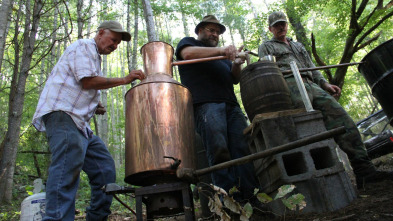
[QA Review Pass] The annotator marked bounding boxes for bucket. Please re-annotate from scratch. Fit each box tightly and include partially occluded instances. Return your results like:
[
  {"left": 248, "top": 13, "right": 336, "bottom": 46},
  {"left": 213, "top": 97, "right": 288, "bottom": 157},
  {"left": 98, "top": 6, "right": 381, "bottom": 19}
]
[
  {"left": 240, "top": 61, "right": 293, "bottom": 121},
  {"left": 20, "top": 192, "right": 46, "bottom": 221},
  {"left": 358, "top": 38, "right": 393, "bottom": 126}
]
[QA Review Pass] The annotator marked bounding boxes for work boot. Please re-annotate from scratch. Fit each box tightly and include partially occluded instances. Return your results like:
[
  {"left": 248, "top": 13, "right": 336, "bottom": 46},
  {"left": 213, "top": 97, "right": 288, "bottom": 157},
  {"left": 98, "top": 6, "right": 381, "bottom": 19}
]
[{"left": 355, "top": 167, "right": 393, "bottom": 188}]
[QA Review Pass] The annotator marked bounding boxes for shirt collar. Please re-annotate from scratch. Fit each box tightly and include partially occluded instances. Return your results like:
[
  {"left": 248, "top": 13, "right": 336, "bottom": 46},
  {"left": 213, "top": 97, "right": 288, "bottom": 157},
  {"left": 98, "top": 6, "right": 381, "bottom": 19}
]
[{"left": 271, "top": 36, "right": 293, "bottom": 43}]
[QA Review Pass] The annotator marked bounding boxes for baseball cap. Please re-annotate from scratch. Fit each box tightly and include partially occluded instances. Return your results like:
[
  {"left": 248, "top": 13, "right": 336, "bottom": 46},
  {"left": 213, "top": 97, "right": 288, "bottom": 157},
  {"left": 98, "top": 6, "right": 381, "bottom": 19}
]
[
  {"left": 97, "top": 21, "right": 131, "bottom": 41},
  {"left": 268, "top": 12, "right": 288, "bottom": 27}
]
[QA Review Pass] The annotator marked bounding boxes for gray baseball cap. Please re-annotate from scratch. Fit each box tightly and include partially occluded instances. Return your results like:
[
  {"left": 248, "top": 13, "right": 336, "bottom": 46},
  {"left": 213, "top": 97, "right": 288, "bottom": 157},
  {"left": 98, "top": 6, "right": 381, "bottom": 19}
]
[
  {"left": 268, "top": 11, "right": 288, "bottom": 27},
  {"left": 97, "top": 21, "right": 131, "bottom": 41}
]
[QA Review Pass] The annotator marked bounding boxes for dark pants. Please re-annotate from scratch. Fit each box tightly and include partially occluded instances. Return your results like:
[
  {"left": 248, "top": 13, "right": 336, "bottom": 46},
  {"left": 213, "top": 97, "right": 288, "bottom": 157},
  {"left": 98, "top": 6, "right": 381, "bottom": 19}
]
[{"left": 194, "top": 103, "right": 260, "bottom": 200}]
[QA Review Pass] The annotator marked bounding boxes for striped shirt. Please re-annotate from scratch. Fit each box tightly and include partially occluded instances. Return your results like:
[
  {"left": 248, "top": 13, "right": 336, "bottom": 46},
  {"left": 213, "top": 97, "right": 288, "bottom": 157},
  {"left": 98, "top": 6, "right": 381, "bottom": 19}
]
[{"left": 32, "top": 39, "right": 102, "bottom": 138}]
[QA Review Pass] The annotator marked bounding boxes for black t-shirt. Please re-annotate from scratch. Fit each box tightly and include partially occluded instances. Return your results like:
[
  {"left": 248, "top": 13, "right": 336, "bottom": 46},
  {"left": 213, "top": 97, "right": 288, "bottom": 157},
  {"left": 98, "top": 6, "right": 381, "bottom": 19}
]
[{"left": 175, "top": 37, "right": 239, "bottom": 106}]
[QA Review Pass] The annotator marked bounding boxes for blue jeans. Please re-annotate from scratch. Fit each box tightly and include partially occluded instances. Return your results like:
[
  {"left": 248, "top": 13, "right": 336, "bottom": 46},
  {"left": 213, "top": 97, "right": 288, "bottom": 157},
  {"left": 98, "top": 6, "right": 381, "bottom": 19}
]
[
  {"left": 42, "top": 111, "right": 116, "bottom": 221},
  {"left": 194, "top": 103, "right": 260, "bottom": 200}
]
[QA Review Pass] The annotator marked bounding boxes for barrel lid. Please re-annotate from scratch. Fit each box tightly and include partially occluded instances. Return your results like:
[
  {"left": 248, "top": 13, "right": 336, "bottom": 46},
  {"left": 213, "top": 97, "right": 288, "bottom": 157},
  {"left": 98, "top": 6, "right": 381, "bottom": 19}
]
[
  {"left": 358, "top": 38, "right": 393, "bottom": 89},
  {"left": 360, "top": 38, "right": 393, "bottom": 63}
]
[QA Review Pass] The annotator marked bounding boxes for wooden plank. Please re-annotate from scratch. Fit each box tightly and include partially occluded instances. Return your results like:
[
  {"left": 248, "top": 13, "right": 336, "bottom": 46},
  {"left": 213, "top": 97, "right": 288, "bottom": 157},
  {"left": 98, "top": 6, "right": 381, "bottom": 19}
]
[{"left": 244, "top": 108, "right": 306, "bottom": 135}]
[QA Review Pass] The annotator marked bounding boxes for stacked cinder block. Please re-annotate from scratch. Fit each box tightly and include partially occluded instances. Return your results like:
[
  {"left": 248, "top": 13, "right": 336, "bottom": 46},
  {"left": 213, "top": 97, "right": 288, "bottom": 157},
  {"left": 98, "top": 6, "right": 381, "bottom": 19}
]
[{"left": 245, "top": 109, "right": 357, "bottom": 214}]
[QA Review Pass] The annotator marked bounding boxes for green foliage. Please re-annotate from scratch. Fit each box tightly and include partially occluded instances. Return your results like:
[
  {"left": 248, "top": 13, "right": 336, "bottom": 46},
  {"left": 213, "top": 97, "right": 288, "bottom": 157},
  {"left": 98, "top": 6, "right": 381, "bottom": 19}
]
[
  {"left": 256, "top": 192, "right": 272, "bottom": 204},
  {"left": 273, "top": 184, "right": 306, "bottom": 211},
  {"left": 282, "top": 193, "right": 306, "bottom": 211}
]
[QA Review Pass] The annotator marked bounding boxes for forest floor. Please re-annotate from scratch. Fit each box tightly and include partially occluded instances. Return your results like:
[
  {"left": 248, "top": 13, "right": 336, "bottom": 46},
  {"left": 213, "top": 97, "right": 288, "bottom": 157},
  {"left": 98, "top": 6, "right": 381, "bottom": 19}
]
[
  {"left": 105, "top": 154, "right": 393, "bottom": 221},
  {"left": 2, "top": 154, "right": 392, "bottom": 221}
]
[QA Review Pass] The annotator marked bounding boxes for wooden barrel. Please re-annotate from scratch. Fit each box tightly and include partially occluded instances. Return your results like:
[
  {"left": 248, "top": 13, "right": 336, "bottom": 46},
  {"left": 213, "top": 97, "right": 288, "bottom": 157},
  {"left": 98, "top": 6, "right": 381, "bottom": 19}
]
[{"left": 240, "top": 61, "right": 293, "bottom": 121}]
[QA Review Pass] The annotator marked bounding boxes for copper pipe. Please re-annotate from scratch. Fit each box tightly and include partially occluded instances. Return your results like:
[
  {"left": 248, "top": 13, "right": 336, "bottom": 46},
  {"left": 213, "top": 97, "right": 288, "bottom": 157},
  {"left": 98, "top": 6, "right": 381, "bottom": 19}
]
[
  {"left": 281, "top": 62, "right": 363, "bottom": 74},
  {"left": 172, "top": 55, "right": 227, "bottom": 66}
]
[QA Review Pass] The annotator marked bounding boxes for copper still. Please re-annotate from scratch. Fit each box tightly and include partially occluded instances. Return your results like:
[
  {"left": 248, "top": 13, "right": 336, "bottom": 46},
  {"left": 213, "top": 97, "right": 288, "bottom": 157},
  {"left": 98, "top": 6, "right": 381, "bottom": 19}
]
[{"left": 124, "top": 41, "right": 196, "bottom": 186}]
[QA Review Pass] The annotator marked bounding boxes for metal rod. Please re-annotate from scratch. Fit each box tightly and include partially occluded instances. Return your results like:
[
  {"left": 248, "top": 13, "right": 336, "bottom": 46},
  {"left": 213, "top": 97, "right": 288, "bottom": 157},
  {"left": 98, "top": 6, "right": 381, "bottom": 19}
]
[
  {"left": 244, "top": 49, "right": 259, "bottom": 57},
  {"left": 290, "top": 61, "right": 314, "bottom": 112},
  {"left": 194, "top": 126, "right": 345, "bottom": 176},
  {"left": 281, "top": 62, "right": 362, "bottom": 74},
  {"left": 113, "top": 194, "right": 137, "bottom": 216},
  {"left": 172, "top": 56, "right": 227, "bottom": 66}
]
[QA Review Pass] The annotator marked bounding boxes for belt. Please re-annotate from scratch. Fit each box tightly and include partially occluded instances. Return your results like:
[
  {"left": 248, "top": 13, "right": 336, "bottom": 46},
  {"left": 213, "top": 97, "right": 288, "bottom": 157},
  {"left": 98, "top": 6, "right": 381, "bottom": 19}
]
[
  {"left": 301, "top": 76, "right": 313, "bottom": 83},
  {"left": 284, "top": 74, "right": 313, "bottom": 83}
]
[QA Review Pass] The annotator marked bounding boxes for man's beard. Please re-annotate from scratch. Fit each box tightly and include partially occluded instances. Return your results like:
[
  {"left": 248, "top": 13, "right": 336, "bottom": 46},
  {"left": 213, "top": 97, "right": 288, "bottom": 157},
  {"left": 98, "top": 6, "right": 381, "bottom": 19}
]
[{"left": 200, "top": 36, "right": 218, "bottom": 47}]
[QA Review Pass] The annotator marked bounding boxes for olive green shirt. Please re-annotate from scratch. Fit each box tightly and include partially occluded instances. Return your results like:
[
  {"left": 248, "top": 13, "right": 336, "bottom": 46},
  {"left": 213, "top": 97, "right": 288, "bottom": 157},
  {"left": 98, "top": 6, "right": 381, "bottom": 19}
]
[{"left": 258, "top": 37, "right": 328, "bottom": 87}]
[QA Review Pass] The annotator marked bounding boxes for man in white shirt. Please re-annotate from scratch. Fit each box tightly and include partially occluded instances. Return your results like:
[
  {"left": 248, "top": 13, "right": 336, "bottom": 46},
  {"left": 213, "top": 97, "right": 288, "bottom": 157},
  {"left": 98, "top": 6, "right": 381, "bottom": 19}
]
[{"left": 32, "top": 20, "right": 145, "bottom": 221}]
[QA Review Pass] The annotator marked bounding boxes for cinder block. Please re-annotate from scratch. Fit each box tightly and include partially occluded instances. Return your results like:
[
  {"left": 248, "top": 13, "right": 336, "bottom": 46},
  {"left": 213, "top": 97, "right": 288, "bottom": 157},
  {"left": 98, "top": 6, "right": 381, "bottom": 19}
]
[
  {"left": 256, "top": 140, "right": 344, "bottom": 193},
  {"left": 246, "top": 110, "right": 357, "bottom": 213},
  {"left": 268, "top": 171, "right": 357, "bottom": 214}
]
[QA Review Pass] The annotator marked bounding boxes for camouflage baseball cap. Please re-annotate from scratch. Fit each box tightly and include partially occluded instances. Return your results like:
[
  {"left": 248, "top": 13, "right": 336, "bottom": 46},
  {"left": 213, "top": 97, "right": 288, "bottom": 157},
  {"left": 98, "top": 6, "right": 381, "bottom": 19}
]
[
  {"left": 97, "top": 21, "right": 131, "bottom": 41},
  {"left": 268, "top": 11, "right": 288, "bottom": 27}
]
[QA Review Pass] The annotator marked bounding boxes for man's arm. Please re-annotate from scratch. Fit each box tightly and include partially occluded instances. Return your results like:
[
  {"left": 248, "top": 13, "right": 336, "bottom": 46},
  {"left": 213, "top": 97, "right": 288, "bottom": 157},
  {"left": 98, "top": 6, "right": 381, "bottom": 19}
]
[
  {"left": 180, "top": 45, "right": 244, "bottom": 83},
  {"left": 180, "top": 45, "right": 238, "bottom": 61},
  {"left": 258, "top": 43, "right": 270, "bottom": 58},
  {"left": 81, "top": 69, "right": 145, "bottom": 90},
  {"left": 321, "top": 82, "right": 342, "bottom": 99}
]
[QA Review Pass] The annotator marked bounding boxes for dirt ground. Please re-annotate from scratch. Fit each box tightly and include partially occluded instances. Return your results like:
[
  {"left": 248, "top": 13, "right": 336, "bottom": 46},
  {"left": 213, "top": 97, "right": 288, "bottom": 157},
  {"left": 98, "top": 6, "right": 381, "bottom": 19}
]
[
  {"left": 107, "top": 154, "right": 393, "bottom": 221},
  {"left": 279, "top": 180, "right": 393, "bottom": 221}
]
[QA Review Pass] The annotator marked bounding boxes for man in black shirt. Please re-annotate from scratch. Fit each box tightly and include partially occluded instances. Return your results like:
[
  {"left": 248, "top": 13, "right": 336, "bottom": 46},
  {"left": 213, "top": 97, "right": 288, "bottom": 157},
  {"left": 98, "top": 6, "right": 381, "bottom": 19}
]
[{"left": 175, "top": 15, "right": 262, "bottom": 206}]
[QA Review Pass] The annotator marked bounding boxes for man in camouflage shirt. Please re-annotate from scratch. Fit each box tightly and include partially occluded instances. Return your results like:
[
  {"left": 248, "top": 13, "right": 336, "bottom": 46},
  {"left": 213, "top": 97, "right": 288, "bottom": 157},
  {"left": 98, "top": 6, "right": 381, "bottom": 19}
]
[{"left": 258, "top": 11, "right": 393, "bottom": 188}]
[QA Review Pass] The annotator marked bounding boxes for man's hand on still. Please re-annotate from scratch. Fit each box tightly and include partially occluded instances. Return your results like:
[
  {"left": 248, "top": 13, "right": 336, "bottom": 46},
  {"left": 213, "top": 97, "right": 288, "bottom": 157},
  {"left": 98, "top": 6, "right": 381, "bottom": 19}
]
[
  {"left": 95, "top": 102, "right": 106, "bottom": 115},
  {"left": 124, "top": 69, "right": 146, "bottom": 84},
  {"left": 221, "top": 45, "right": 239, "bottom": 61},
  {"left": 322, "top": 82, "right": 342, "bottom": 99},
  {"left": 234, "top": 46, "right": 248, "bottom": 65},
  {"left": 222, "top": 45, "right": 247, "bottom": 65}
]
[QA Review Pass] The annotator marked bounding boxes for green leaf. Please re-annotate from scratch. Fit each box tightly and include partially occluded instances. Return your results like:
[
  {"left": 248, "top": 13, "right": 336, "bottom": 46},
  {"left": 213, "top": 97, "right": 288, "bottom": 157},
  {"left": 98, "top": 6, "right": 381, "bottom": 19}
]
[
  {"left": 282, "top": 193, "right": 306, "bottom": 211},
  {"left": 223, "top": 195, "right": 242, "bottom": 214},
  {"left": 274, "top": 184, "right": 296, "bottom": 200},
  {"left": 242, "top": 202, "right": 253, "bottom": 219},
  {"left": 229, "top": 186, "right": 240, "bottom": 195},
  {"left": 257, "top": 192, "right": 273, "bottom": 203}
]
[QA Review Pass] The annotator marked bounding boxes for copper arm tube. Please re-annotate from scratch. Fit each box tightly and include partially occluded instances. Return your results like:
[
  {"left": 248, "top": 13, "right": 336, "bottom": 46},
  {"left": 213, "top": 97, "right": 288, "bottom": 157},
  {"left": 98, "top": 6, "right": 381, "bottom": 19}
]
[
  {"left": 172, "top": 55, "right": 228, "bottom": 66},
  {"left": 281, "top": 62, "right": 363, "bottom": 74}
]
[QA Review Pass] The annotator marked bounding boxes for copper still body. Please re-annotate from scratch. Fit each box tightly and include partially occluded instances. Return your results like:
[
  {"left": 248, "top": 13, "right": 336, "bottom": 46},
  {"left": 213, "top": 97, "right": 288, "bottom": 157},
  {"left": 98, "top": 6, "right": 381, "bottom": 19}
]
[{"left": 124, "top": 41, "right": 196, "bottom": 186}]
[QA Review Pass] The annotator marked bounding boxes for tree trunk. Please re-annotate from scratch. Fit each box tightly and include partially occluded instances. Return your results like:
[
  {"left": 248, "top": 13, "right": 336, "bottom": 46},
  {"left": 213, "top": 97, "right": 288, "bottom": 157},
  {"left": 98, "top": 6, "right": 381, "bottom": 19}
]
[
  {"left": 77, "top": 0, "right": 84, "bottom": 39},
  {"left": 126, "top": 0, "right": 132, "bottom": 73},
  {"left": 0, "top": 0, "right": 14, "bottom": 73},
  {"left": 131, "top": 0, "right": 139, "bottom": 72},
  {"left": 99, "top": 55, "right": 109, "bottom": 146},
  {"left": 165, "top": 14, "right": 172, "bottom": 44},
  {"left": 247, "top": 0, "right": 258, "bottom": 19},
  {"left": 285, "top": 0, "right": 310, "bottom": 53},
  {"left": 315, "top": 1, "right": 393, "bottom": 88},
  {"left": 178, "top": 0, "right": 190, "bottom": 37},
  {"left": 49, "top": 3, "right": 58, "bottom": 71},
  {"left": 0, "top": 0, "right": 43, "bottom": 203},
  {"left": 141, "top": 0, "right": 158, "bottom": 42},
  {"left": 0, "top": 0, "right": 22, "bottom": 163}
]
